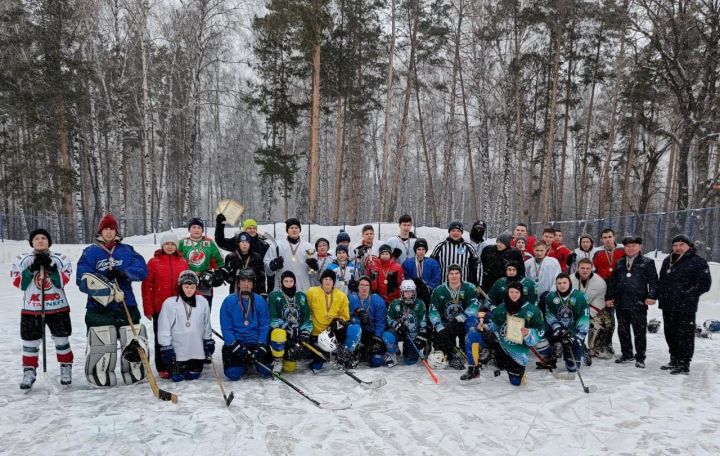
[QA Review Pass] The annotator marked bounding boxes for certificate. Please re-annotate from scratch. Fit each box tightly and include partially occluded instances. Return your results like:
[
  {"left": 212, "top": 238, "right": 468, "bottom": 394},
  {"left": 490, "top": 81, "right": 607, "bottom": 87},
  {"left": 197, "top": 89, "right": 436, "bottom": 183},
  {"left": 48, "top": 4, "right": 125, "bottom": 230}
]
[{"left": 506, "top": 315, "right": 525, "bottom": 344}]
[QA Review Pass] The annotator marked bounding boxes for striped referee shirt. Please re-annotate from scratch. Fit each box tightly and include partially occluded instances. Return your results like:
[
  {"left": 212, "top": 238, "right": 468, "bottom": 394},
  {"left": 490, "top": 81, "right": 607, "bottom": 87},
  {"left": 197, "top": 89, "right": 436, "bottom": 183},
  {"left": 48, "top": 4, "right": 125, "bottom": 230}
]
[{"left": 430, "top": 238, "right": 481, "bottom": 285}]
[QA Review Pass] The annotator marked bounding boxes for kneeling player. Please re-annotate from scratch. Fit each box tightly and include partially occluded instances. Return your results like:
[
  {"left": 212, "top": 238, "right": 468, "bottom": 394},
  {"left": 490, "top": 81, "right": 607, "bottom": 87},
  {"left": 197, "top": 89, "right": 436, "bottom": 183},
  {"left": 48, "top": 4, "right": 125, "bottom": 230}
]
[
  {"left": 157, "top": 271, "right": 214, "bottom": 381},
  {"left": 349, "top": 276, "right": 387, "bottom": 367},
  {"left": 307, "top": 270, "right": 361, "bottom": 370},
  {"left": 383, "top": 280, "right": 429, "bottom": 367},
  {"left": 481, "top": 282, "right": 544, "bottom": 385},
  {"left": 535, "top": 274, "right": 589, "bottom": 373},
  {"left": 268, "top": 271, "right": 313, "bottom": 373},
  {"left": 220, "top": 269, "right": 272, "bottom": 380}
]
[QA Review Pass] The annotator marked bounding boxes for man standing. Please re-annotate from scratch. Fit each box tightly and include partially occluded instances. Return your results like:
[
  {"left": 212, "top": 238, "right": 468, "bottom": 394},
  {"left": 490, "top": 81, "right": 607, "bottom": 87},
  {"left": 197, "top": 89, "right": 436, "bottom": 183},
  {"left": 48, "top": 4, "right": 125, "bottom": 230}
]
[
  {"left": 480, "top": 232, "right": 525, "bottom": 292},
  {"left": 605, "top": 236, "right": 658, "bottom": 368},
  {"left": 657, "top": 235, "right": 712, "bottom": 375},
  {"left": 510, "top": 223, "right": 536, "bottom": 252},
  {"left": 263, "top": 218, "right": 315, "bottom": 292},
  {"left": 431, "top": 221, "right": 480, "bottom": 285},
  {"left": 592, "top": 228, "right": 625, "bottom": 279},
  {"left": 542, "top": 228, "right": 572, "bottom": 273},
  {"left": 178, "top": 218, "right": 225, "bottom": 309},
  {"left": 385, "top": 214, "right": 417, "bottom": 265},
  {"left": 353, "top": 224, "right": 382, "bottom": 277},
  {"left": 571, "top": 258, "right": 609, "bottom": 359},
  {"left": 402, "top": 238, "right": 441, "bottom": 305},
  {"left": 524, "top": 240, "right": 563, "bottom": 311}
]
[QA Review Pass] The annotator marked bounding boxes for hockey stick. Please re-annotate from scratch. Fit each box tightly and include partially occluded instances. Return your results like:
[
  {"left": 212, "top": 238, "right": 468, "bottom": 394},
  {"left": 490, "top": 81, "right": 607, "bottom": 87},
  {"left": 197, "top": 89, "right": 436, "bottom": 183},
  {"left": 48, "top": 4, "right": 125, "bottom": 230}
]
[
  {"left": 259, "top": 230, "right": 281, "bottom": 292},
  {"left": 405, "top": 337, "right": 441, "bottom": 384},
  {"left": 302, "top": 341, "right": 387, "bottom": 389},
  {"left": 564, "top": 340, "right": 596, "bottom": 394},
  {"left": 40, "top": 266, "right": 47, "bottom": 373},
  {"left": 530, "top": 346, "right": 576, "bottom": 381},
  {"left": 114, "top": 281, "right": 178, "bottom": 403},
  {"left": 209, "top": 357, "right": 234, "bottom": 406},
  {"left": 252, "top": 359, "right": 351, "bottom": 410}
]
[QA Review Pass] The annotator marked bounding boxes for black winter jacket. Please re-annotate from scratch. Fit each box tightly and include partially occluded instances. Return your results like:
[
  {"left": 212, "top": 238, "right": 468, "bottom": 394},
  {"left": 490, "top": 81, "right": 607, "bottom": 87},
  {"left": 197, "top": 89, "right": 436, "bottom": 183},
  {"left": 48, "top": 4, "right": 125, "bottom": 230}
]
[
  {"left": 657, "top": 248, "right": 712, "bottom": 313},
  {"left": 480, "top": 245, "right": 526, "bottom": 292},
  {"left": 606, "top": 255, "right": 658, "bottom": 310}
]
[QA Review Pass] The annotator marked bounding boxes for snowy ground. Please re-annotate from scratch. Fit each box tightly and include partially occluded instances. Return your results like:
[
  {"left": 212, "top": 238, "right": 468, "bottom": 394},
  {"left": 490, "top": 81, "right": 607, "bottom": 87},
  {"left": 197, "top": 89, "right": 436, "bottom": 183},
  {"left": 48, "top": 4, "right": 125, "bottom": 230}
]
[{"left": 1, "top": 231, "right": 719, "bottom": 455}]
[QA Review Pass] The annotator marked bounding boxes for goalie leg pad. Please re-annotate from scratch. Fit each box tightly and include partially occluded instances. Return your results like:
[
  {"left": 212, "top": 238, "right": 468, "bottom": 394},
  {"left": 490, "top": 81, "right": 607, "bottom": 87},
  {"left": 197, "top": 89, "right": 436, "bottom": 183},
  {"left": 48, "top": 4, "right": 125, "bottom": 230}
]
[
  {"left": 119, "top": 325, "right": 147, "bottom": 384},
  {"left": 85, "top": 325, "right": 117, "bottom": 387},
  {"left": 270, "top": 328, "right": 287, "bottom": 358}
]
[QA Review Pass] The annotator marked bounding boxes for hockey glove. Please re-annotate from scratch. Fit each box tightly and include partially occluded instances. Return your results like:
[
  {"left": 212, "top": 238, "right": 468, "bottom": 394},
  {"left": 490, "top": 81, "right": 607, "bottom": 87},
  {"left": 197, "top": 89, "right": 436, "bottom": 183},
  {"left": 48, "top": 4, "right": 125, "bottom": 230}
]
[
  {"left": 567, "top": 252, "right": 577, "bottom": 267},
  {"left": 35, "top": 253, "right": 53, "bottom": 270},
  {"left": 106, "top": 269, "right": 128, "bottom": 282},
  {"left": 386, "top": 272, "right": 398, "bottom": 293},
  {"left": 198, "top": 271, "right": 214, "bottom": 289},
  {"left": 204, "top": 339, "right": 215, "bottom": 357},
  {"left": 369, "top": 335, "right": 384, "bottom": 354},
  {"left": 391, "top": 248, "right": 403, "bottom": 260},
  {"left": 329, "top": 318, "right": 347, "bottom": 341},
  {"left": 216, "top": 213, "right": 226, "bottom": 225},
  {"left": 306, "top": 258, "right": 319, "bottom": 271},
  {"left": 160, "top": 345, "right": 176, "bottom": 366},
  {"left": 29, "top": 255, "right": 44, "bottom": 272},
  {"left": 355, "top": 308, "right": 370, "bottom": 326},
  {"left": 211, "top": 269, "right": 227, "bottom": 287},
  {"left": 252, "top": 344, "right": 270, "bottom": 362},
  {"left": 269, "top": 257, "right": 284, "bottom": 272},
  {"left": 414, "top": 331, "right": 429, "bottom": 351},
  {"left": 347, "top": 278, "right": 359, "bottom": 293},
  {"left": 298, "top": 330, "right": 310, "bottom": 344},
  {"left": 550, "top": 325, "right": 564, "bottom": 341}
]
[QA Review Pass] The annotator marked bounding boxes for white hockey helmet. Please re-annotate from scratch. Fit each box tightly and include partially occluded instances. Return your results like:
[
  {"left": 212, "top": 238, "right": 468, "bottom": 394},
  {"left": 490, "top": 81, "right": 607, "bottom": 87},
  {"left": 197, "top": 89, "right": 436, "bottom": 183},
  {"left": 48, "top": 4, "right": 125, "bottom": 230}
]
[
  {"left": 400, "top": 280, "right": 417, "bottom": 293},
  {"left": 427, "top": 351, "right": 448, "bottom": 369},
  {"left": 317, "top": 328, "right": 338, "bottom": 353}
]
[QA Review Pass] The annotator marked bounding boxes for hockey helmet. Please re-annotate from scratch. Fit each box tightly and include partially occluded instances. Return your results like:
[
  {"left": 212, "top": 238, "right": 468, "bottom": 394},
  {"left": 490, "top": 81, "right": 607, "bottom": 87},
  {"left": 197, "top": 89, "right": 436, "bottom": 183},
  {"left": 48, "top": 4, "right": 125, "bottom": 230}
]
[
  {"left": 400, "top": 279, "right": 417, "bottom": 293},
  {"left": 427, "top": 351, "right": 448, "bottom": 369},
  {"left": 317, "top": 329, "right": 338, "bottom": 353},
  {"left": 647, "top": 318, "right": 661, "bottom": 334},
  {"left": 235, "top": 268, "right": 256, "bottom": 282},
  {"left": 704, "top": 319, "right": 720, "bottom": 333}
]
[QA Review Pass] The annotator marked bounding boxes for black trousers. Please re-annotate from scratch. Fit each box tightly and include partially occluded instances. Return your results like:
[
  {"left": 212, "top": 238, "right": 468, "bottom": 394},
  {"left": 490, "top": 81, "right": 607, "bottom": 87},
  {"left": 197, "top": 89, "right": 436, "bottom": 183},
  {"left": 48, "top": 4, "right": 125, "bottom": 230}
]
[
  {"left": 151, "top": 316, "right": 167, "bottom": 373},
  {"left": 662, "top": 310, "right": 696, "bottom": 365},
  {"left": 616, "top": 307, "right": 647, "bottom": 361},
  {"left": 433, "top": 320, "right": 466, "bottom": 359}
]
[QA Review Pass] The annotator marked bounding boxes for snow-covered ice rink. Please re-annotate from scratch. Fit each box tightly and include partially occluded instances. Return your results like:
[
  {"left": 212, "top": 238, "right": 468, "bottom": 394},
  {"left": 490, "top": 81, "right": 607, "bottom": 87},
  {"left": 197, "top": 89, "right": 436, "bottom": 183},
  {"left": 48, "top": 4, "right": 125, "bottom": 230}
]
[{"left": 1, "top": 226, "right": 718, "bottom": 455}]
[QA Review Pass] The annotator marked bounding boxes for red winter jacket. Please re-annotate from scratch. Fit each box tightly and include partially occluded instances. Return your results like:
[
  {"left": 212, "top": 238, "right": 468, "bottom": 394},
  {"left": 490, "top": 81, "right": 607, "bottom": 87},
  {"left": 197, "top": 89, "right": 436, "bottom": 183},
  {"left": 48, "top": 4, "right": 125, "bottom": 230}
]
[
  {"left": 370, "top": 257, "right": 404, "bottom": 304},
  {"left": 592, "top": 246, "right": 625, "bottom": 280},
  {"left": 141, "top": 249, "right": 189, "bottom": 317},
  {"left": 548, "top": 241, "right": 572, "bottom": 273}
]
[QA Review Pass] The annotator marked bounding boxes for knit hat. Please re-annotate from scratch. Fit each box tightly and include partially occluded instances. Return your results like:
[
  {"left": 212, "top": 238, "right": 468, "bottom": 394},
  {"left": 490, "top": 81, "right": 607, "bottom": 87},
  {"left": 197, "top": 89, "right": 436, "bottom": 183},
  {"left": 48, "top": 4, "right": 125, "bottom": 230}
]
[
  {"left": 335, "top": 244, "right": 349, "bottom": 255},
  {"left": 29, "top": 228, "right": 52, "bottom": 248},
  {"left": 414, "top": 238, "right": 429, "bottom": 252},
  {"left": 285, "top": 218, "right": 301, "bottom": 232},
  {"left": 496, "top": 232, "right": 512, "bottom": 248},
  {"left": 448, "top": 221, "right": 464, "bottom": 233},
  {"left": 242, "top": 219, "right": 257, "bottom": 231},
  {"left": 98, "top": 214, "right": 119, "bottom": 233},
  {"left": 315, "top": 237, "right": 330, "bottom": 250},
  {"left": 336, "top": 230, "right": 351, "bottom": 244},
  {"left": 378, "top": 244, "right": 392, "bottom": 255},
  {"left": 187, "top": 217, "right": 204, "bottom": 230},
  {"left": 238, "top": 232, "right": 251, "bottom": 244},
  {"left": 671, "top": 234, "right": 692, "bottom": 246},
  {"left": 515, "top": 235, "right": 528, "bottom": 246},
  {"left": 159, "top": 231, "right": 179, "bottom": 248},
  {"left": 505, "top": 261, "right": 522, "bottom": 277},
  {"left": 507, "top": 281, "right": 524, "bottom": 296},
  {"left": 622, "top": 235, "right": 642, "bottom": 245},
  {"left": 281, "top": 270, "right": 296, "bottom": 282},
  {"left": 320, "top": 268, "right": 336, "bottom": 284}
]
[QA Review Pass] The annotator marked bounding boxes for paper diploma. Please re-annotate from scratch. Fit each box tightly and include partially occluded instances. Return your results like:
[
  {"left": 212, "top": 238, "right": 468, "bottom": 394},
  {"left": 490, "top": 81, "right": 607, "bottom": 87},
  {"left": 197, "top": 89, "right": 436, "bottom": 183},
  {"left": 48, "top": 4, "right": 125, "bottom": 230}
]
[{"left": 506, "top": 315, "right": 525, "bottom": 344}]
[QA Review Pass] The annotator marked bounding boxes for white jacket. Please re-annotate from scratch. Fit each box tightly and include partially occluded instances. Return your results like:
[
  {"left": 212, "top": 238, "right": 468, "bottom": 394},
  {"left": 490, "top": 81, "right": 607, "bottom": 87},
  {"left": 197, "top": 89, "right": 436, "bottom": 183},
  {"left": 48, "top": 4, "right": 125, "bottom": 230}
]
[
  {"left": 157, "top": 295, "right": 212, "bottom": 362},
  {"left": 264, "top": 238, "right": 316, "bottom": 292},
  {"left": 524, "top": 257, "right": 562, "bottom": 295}
]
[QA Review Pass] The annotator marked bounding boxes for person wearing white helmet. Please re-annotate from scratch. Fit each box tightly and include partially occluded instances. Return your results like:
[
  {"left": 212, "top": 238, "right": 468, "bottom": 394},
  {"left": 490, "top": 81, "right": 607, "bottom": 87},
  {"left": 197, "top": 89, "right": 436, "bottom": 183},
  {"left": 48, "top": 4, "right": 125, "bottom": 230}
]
[
  {"left": 382, "top": 280, "right": 428, "bottom": 367},
  {"left": 157, "top": 271, "right": 214, "bottom": 382}
]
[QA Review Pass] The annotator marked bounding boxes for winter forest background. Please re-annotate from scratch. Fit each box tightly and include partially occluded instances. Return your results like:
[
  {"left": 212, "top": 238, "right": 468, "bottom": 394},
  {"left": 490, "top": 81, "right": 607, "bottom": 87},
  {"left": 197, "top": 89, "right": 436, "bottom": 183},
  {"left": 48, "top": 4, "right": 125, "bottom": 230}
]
[{"left": 2, "top": 0, "right": 720, "bottom": 245}]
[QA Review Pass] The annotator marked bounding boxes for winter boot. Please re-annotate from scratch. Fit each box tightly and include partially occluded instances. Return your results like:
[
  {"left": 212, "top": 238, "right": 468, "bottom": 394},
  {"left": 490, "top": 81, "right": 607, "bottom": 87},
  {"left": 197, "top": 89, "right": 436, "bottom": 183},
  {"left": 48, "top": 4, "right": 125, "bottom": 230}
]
[
  {"left": 384, "top": 353, "right": 397, "bottom": 368},
  {"left": 448, "top": 356, "right": 465, "bottom": 370},
  {"left": 535, "top": 357, "right": 557, "bottom": 370},
  {"left": 60, "top": 363, "right": 72, "bottom": 385},
  {"left": 460, "top": 366, "right": 480, "bottom": 381},
  {"left": 614, "top": 354, "right": 634, "bottom": 364},
  {"left": 670, "top": 363, "right": 690, "bottom": 375},
  {"left": 20, "top": 367, "right": 36, "bottom": 390},
  {"left": 660, "top": 358, "right": 678, "bottom": 371},
  {"left": 635, "top": 360, "right": 645, "bottom": 369}
]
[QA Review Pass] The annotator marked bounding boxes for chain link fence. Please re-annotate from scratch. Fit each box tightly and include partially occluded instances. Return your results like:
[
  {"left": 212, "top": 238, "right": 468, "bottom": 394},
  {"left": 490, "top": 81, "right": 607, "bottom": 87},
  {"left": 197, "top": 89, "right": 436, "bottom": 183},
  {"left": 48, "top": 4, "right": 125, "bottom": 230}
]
[{"left": 2, "top": 207, "right": 719, "bottom": 262}]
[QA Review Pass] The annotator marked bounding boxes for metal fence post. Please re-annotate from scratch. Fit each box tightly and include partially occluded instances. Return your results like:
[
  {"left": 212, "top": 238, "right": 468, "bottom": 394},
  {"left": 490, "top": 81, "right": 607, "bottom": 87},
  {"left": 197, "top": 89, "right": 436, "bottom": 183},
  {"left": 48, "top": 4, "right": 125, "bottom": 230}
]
[
  {"left": 655, "top": 214, "right": 662, "bottom": 258},
  {"left": 687, "top": 210, "right": 696, "bottom": 239},
  {"left": 0, "top": 214, "right": 4, "bottom": 243}
]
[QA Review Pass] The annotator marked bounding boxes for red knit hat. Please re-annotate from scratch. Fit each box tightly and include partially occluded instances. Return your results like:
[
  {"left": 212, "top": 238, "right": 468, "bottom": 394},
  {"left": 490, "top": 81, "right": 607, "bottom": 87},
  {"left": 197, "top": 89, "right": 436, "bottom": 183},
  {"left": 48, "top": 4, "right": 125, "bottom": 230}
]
[{"left": 98, "top": 214, "right": 119, "bottom": 233}]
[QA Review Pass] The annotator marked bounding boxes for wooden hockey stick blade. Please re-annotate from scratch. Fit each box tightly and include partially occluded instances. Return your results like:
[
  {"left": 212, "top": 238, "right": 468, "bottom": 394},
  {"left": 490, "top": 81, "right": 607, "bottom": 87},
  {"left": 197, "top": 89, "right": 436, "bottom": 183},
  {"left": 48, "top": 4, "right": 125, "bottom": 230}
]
[
  {"left": 359, "top": 377, "right": 387, "bottom": 389},
  {"left": 139, "top": 348, "right": 178, "bottom": 403},
  {"left": 224, "top": 391, "right": 235, "bottom": 406},
  {"left": 319, "top": 400, "right": 352, "bottom": 410}
]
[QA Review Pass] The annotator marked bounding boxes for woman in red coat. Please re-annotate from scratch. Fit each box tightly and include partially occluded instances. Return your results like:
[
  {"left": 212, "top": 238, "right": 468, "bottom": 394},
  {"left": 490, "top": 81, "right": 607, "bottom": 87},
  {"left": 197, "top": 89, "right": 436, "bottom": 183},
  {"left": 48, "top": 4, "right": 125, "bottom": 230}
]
[
  {"left": 370, "top": 244, "right": 404, "bottom": 305},
  {"left": 141, "top": 231, "right": 189, "bottom": 377}
]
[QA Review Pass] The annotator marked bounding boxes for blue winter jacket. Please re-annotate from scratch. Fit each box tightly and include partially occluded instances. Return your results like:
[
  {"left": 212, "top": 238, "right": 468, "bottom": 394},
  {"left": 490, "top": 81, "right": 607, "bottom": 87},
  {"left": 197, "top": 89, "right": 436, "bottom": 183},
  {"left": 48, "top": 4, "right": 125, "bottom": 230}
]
[
  {"left": 220, "top": 293, "right": 270, "bottom": 346},
  {"left": 402, "top": 257, "right": 442, "bottom": 290},
  {"left": 77, "top": 242, "right": 148, "bottom": 310},
  {"left": 348, "top": 293, "right": 386, "bottom": 337}
]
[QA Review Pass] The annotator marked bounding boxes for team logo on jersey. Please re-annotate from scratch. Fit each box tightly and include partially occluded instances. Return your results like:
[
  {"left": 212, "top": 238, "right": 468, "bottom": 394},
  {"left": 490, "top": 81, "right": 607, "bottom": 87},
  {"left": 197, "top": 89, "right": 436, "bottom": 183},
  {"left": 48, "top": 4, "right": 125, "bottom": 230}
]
[
  {"left": 402, "top": 309, "right": 417, "bottom": 334},
  {"left": 188, "top": 250, "right": 206, "bottom": 266},
  {"left": 33, "top": 273, "right": 52, "bottom": 291},
  {"left": 445, "top": 303, "right": 463, "bottom": 320},
  {"left": 559, "top": 306, "right": 574, "bottom": 327},
  {"left": 96, "top": 258, "right": 123, "bottom": 271},
  {"left": 283, "top": 305, "right": 299, "bottom": 327},
  {"left": 553, "top": 297, "right": 560, "bottom": 304}
]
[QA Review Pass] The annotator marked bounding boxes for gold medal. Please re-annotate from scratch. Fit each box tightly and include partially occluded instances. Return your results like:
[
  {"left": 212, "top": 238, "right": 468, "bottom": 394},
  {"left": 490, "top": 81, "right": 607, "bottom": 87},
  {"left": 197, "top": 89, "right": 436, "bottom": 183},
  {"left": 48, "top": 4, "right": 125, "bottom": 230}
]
[
  {"left": 626, "top": 273, "right": 632, "bottom": 278},
  {"left": 185, "top": 321, "right": 191, "bottom": 327},
  {"left": 292, "top": 256, "right": 297, "bottom": 262},
  {"left": 609, "top": 267, "right": 614, "bottom": 272},
  {"left": 384, "top": 280, "right": 388, "bottom": 285}
]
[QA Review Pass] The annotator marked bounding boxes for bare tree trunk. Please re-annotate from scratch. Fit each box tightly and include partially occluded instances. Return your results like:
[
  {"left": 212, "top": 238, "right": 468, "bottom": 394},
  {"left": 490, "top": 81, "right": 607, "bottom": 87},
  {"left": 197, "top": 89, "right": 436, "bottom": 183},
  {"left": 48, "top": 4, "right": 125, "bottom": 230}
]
[
  {"left": 598, "top": 0, "right": 629, "bottom": 218},
  {"left": 541, "top": 24, "right": 562, "bottom": 224},
  {"left": 414, "top": 64, "right": 437, "bottom": 225},
  {"left": 379, "top": 0, "right": 395, "bottom": 219},
  {"left": 307, "top": 0, "right": 322, "bottom": 223},
  {"left": 557, "top": 41, "right": 574, "bottom": 220},
  {"left": 577, "top": 38, "right": 601, "bottom": 218},
  {"left": 664, "top": 141, "right": 677, "bottom": 212},
  {"left": 139, "top": 0, "right": 152, "bottom": 232},
  {"left": 620, "top": 107, "right": 639, "bottom": 221},
  {"left": 332, "top": 97, "right": 346, "bottom": 223}
]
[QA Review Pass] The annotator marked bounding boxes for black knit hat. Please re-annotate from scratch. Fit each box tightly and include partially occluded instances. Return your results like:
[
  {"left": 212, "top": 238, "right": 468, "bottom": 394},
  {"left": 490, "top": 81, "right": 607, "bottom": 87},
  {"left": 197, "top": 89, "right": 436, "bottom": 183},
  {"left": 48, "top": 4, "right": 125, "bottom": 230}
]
[
  {"left": 315, "top": 237, "right": 330, "bottom": 249},
  {"left": 285, "top": 218, "right": 301, "bottom": 232},
  {"left": 414, "top": 238, "right": 429, "bottom": 252},
  {"left": 622, "top": 235, "right": 642, "bottom": 245},
  {"left": 448, "top": 221, "right": 464, "bottom": 233},
  {"left": 671, "top": 234, "right": 692, "bottom": 246},
  {"left": 320, "top": 268, "right": 336, "bottom": 284},
  {"left": 336, "top": 230, "right": 351, "bottom": 244},
  {"left": 29, "top": 228, "right": 52, "bottom": 248},
  {"left": 378, "top": 244, "right": 392, "bottom": 255},
  {"left": 187, "top": 217, "right": 204, "bottom": 230}
]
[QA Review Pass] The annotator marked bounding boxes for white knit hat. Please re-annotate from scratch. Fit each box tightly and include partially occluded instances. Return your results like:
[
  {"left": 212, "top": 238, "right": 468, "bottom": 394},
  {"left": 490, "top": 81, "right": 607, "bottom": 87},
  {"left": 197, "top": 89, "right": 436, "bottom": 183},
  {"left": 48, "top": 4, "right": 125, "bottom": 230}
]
[{"left": 159, "top": 231, "right": 179, "bottom": 248}]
